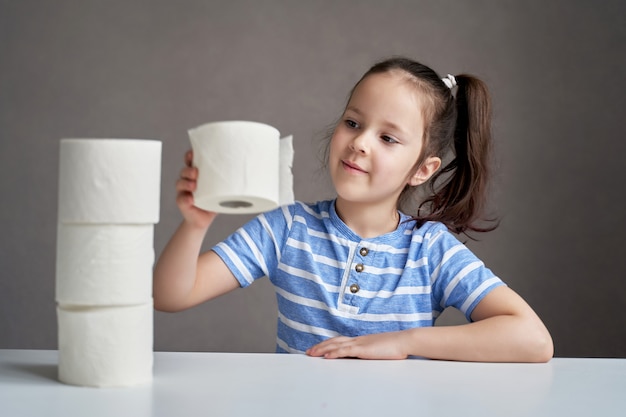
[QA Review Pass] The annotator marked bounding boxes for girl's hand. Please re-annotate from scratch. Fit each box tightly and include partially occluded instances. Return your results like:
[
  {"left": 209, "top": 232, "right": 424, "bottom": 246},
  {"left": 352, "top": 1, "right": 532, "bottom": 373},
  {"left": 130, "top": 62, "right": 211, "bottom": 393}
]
[
  {"left": 306, "top": 332, "right": 410, "bottom": 360},
  {"left": 176, "top": 150, "right": 217, "bottom": 229}
]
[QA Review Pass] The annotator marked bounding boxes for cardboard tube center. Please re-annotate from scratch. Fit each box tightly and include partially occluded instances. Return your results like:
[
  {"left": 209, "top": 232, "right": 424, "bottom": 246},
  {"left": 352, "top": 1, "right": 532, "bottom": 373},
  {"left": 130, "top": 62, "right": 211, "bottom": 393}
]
[{"left": 219, "top": 200, "right": 253, "bottom": 209}]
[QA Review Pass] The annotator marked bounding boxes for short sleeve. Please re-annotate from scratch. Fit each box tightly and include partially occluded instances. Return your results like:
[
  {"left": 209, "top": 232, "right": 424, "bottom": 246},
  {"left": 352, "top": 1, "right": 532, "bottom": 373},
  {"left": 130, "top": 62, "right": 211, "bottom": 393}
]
[
  {"left": 212, "top": 204, "right": 294, "bottom": 288},
  {"left": 424, "top": 223, "right": 505, "bottom": 321}
]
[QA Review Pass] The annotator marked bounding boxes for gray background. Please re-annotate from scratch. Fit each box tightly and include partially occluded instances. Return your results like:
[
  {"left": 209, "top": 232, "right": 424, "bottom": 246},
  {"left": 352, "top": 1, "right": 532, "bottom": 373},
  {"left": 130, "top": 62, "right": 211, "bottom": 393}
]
[{"left": 1, "top": 0, "right": 625, "bottom": 357}]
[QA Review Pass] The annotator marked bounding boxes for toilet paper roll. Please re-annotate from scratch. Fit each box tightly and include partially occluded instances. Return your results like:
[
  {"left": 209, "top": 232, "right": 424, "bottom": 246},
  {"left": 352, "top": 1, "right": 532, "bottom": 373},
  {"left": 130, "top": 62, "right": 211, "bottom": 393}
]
[
  {"left": 56, "top": 224, "right": 154, "bottom": 306},
  {"left": 58, "top": 139, "right": 161, "bottom": 224},
  {"left": 279, "top": 135, "right": 294, "bottom": 206},
  {"left": 57, "top": 302, "right": 153, "bottom": 387},
  {"left": 188, "top": 121, "right": 294, "bottom": 214}
]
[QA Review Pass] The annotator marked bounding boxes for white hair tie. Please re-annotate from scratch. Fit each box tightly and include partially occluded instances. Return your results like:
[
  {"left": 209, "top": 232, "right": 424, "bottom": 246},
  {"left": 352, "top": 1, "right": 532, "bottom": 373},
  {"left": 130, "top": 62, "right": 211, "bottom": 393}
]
[{"left": 442, "top": 74, "right": 457, "bottom": 89}]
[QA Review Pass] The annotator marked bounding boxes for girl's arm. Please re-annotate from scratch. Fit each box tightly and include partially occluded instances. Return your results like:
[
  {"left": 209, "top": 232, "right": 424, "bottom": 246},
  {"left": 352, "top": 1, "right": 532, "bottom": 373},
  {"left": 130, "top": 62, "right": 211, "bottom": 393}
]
[
  {"left": 153, "top": 150, "right": 240, "bottom": 312},
  {"left": 306, "top": 286, "right": 554, "bottom": 362},
  {"left": 153, "top": 222, "right": 240, "bottom": 312}
]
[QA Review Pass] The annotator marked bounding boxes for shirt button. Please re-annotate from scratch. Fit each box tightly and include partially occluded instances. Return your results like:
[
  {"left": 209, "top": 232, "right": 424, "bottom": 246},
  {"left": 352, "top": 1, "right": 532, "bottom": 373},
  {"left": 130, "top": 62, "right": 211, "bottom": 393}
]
[
  {"left": 359, "top": 247, "right": 369, "bottom": 256},
  {"left": 350, "top": 283, "right": 360, "bottom": 293},
  {"left": 355, "top": 263, "right": 364, "bottom": 273}
]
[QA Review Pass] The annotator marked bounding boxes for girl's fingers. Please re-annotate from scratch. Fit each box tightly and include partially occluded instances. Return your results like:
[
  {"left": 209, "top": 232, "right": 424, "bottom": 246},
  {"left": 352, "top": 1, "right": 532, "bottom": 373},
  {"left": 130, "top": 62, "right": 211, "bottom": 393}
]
[
  {"left": 306, "top": 337, "right": 351, "bottom": 356},
  {"left": 178, "top": 152, "right": 197, "bottom": 193},
  {"left": 177, "top": 165, "right": 198, "bottom": 196},
  {"left": 180, "top": 166, "right": 198, "bottom": 180},
  {"left": 176, "top": 177, "right": 196, "bottom": 193},
  {"left": 175, "top": 190, "right": 192, "bottom": 206},
  {"left": 184, "top": 150, "right": 193, "bottom": 167}
]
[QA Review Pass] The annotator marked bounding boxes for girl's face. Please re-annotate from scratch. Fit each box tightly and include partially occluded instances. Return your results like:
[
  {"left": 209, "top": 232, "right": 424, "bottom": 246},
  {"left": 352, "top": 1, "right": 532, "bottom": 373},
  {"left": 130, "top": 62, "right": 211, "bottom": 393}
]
[{"left": 329, "top": 71, "right": 440, "bottom": 209}]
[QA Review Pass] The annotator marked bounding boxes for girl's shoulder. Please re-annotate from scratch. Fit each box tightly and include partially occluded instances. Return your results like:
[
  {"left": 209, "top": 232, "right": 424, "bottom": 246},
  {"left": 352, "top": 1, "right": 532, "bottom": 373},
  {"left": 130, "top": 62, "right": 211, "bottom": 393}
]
[
  {"left": 276, "top": 199, "right": 333, "bottom": 218},
  {"left": 408, "top": 220, "right": 463, "bottom": 251},
  {"left": 404, "top": 218, "right": 448, "bottom": 237},
  {"left": 264, "top": 199, "right": 332, "bottom": 227}
]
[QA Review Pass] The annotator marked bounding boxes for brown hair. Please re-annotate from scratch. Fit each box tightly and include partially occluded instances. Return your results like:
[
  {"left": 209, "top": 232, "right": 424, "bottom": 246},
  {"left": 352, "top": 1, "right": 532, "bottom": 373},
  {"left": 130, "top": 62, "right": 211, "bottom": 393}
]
[{"left": 348, "top": 57, "right": 497, "bottom": 236}]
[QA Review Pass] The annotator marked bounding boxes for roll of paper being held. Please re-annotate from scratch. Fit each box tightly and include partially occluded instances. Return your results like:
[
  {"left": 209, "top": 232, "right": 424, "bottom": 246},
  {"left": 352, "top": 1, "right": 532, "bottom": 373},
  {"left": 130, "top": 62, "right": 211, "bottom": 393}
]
[
  {"left": 58, "top": 139, "right": 162, "bottom": 224},
  {"left": 188, "top": 121, "right": 294, "bottom": 214}
]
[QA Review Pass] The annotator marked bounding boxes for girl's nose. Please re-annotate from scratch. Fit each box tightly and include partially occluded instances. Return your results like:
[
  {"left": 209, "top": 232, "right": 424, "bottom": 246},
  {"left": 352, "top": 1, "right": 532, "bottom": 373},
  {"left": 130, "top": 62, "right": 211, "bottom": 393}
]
[{"left": 349, "top": 132, "right": 370, "bottom": 154}]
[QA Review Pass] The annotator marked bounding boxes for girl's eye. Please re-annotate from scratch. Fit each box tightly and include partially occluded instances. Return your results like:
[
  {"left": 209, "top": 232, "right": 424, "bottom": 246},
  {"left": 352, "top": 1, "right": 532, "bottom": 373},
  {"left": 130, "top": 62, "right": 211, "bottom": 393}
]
[
  {"left": 345, "top": 119, "right": 358, "bottom": 129},
  {"left": 381, "top": 135, "right": 398, "bottom": 144}
]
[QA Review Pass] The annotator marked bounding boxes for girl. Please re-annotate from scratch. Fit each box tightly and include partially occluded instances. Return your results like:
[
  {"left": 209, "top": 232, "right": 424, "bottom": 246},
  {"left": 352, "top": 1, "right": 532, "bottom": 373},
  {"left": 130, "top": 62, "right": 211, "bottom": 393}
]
[{"left": 154, "top": 57, "right": 553, "bottom": 362}]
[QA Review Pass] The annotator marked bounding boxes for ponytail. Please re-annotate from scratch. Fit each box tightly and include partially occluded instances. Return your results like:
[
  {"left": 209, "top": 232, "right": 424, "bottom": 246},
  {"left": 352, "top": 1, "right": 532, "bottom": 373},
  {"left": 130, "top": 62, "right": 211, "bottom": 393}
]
[{"left": 417, "top": 74, "right": 498, "bottom": 236}]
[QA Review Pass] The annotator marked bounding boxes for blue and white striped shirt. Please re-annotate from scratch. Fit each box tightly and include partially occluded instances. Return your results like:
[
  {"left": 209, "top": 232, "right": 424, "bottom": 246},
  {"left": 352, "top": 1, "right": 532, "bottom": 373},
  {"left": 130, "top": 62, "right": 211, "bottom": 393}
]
[{"left": 213, "top": 200, "right": 504, "bottom": 353}]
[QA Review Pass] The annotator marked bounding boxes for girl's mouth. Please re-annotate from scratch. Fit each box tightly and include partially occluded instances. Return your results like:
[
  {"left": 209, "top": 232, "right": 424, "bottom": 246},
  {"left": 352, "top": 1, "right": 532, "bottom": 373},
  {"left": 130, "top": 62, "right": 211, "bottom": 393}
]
[{"left": 342, "top": 160, "right": 367, "bottom": 174}]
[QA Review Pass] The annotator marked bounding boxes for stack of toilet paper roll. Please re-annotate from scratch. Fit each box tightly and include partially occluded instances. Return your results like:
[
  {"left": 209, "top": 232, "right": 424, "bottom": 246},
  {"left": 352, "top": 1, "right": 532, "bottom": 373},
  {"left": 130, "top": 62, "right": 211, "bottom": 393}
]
[{"left": 56, "top": 138, "right": 161, "bottom": 387}]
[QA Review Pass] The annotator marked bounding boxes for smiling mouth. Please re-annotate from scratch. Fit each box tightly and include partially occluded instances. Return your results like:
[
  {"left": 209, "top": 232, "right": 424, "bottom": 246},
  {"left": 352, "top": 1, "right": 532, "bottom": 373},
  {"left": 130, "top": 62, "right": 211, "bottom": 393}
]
[{"left": 342, "top": 160, "right": 367, "bottom": 174}]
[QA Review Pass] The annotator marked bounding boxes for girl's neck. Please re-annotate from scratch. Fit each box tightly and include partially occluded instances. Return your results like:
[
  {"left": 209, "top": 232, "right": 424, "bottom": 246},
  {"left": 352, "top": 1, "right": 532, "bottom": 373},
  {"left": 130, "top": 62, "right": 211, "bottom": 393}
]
[{"left": 334, "top": 198, "right": 400, "bottom": 239}]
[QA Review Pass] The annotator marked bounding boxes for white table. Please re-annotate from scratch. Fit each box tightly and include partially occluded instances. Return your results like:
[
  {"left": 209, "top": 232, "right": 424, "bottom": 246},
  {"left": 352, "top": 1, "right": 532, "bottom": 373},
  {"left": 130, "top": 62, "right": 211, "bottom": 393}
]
[{"left": 1, "top": 350, "right": 624, "bottom": 417}]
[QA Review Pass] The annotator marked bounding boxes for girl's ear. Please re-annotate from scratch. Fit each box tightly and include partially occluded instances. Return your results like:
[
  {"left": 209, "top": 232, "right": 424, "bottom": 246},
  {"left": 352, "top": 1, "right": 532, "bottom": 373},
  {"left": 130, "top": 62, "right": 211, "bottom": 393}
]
[{"left": 408, "top": 156, "right": 441, "bottom": 186}]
